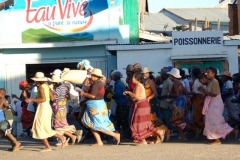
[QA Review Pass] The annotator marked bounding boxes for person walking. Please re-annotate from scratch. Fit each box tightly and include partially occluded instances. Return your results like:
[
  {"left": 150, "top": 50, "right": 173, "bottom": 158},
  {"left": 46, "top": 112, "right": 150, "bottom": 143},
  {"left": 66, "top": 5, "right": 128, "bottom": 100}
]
[
  {"left": 80, "top": 68, "right": 120, "bottom": 146},
  {"left": 26, "top": 72, "right": 67, "bottom": 152},
  {"left": 198, "top": 67, "right": 233, "bottom": 145},
  {"left": 124, "top": 72, "right": 163, "bottom": 145}
]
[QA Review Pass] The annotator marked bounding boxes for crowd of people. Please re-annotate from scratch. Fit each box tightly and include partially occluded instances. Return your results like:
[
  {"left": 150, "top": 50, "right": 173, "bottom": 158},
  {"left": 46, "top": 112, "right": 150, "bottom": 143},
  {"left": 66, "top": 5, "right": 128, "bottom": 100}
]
[{"left": 1, "top": 59, "right": 240, "bottom": 152}]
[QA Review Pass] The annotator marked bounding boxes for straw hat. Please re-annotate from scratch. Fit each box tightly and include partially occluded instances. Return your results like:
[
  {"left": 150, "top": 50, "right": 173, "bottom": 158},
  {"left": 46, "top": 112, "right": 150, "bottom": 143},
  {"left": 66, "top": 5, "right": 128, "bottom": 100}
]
[
  {"left": 142, "top": 67, "right": 154, "bottom": 74},
  {"left": 51, "top": 75, "right": 63, "bottom": 83},
  {"left": 222, "top": 71, "right": 232, "bottom": 79},
  {"left": 91, "top": 68, "right": 104, "bottom": 78},
  {"left": 167, "top": 68, "right": 181, "bottom": 78},
  {"left": 31, "top": 72, "right": 48, "bottom": 81}
]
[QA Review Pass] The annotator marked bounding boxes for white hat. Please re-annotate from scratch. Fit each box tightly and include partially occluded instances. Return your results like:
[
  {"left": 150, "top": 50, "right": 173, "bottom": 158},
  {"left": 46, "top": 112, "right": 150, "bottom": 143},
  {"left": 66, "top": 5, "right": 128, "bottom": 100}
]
[
  {"left": 182, "top": 68, "right": 190, "bottom": 76},
  {"left": 167, "top": 68, "right": 182, "bottom": 79},
  {"left": 51, "top": 75, "right": 63, "bottom": 83},
  {"left": 31, "top": 72, "right": 48, "bottom": 81},
  {"left": 91, "top": 68, "right": 104, "bottom": 78},
  {"left": 50, "top": 69, "right": 62, "bottom": 76},
  {"left": 142, "top": 67, "right": 154, "bottom": 74}
]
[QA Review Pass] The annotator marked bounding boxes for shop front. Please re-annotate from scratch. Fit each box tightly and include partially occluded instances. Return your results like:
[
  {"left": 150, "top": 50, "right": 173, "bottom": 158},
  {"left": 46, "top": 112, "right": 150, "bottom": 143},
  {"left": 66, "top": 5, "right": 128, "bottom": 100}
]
[{"left": 108, "top": 31, "right": 239, "bottom": 79}]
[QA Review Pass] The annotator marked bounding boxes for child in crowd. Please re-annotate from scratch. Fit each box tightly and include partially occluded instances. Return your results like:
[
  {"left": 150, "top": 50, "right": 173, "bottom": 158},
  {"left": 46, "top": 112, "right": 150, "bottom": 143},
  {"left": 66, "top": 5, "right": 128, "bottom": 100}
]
[{"left": 0, "top": 88, "right": 23, "bottom": 151}]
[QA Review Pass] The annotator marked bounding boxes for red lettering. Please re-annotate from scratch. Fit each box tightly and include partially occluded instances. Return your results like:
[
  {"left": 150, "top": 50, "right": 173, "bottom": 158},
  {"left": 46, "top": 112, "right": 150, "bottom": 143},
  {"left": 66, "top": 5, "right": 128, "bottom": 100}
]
[
  {"left": 35, "top": 7, "right": 46, "bottom": 23},
  {"left": 45, "top": 6, "right": 56, "bottom": 21},
  {"left": 58, "top": 0, "right": 69, "bottom": 19},
  {"left": 26, "top": 0, "right": 37, "bottom": 23},
  {"left": 26, "top": 0, "right": 91, "bottom": 25},
  {"left": 72, "top": 1, "right": 81, "bottom": 17},
  {"left": 67, "top": 0, "right": 72, "bottom": 18}
]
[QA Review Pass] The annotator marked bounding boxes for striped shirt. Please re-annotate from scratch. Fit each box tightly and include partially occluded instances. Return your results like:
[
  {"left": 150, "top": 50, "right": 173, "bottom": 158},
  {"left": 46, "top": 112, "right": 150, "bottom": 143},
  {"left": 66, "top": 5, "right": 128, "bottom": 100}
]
[{"left": 55, "top": 84, "right": 68, "bottom": 101}]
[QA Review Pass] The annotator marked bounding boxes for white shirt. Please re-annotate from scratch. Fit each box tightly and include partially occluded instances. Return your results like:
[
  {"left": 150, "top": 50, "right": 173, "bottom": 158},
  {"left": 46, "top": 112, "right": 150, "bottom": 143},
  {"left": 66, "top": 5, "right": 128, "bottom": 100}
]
[
  {"left": 192, "top": 79, "right": 206, "bottom": 94},
  {"left": 27, "top": 86, "right": 37, "bottom": 112},
  {"left": 65, "top": 82, "right": 79, "bottom": 108},
  {"left": 181, "top": 78, "right": 191, "bottom": 93}
]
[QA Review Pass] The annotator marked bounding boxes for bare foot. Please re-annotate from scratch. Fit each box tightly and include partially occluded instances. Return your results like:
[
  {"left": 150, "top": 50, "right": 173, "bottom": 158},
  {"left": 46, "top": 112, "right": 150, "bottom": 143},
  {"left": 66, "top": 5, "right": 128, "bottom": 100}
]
[
  {"left": 210, "top": 139, "right": 221, "bottom": 145},
  {"left": 160, "top": 133, "right": 165, "bottom": 142},
  {"left": 146, "top": 140, "right": 154, "bottom": 144},
  {"left": 40, "top": 148, "right": 52, "bottom": 152},
  {"left": 60, "top": 136, "right": 67, "bottom": 149},
  {"left": 71, "top": 135, "right": 77, "bottom": 145},
  {"left": 91, "top": 143, "right": 103, "bottom": 147},
  {"left": 135, "top": 141, "right": 148, "bottom": 146},
  {"left": 12, "top": 143, "right": 23, "bottom": 152},
  {"left": 115, "top": 133, "right": 120, "bottom": 145},
  {"left": 154, "top": 136, "right": 161, "bottom": 144}
]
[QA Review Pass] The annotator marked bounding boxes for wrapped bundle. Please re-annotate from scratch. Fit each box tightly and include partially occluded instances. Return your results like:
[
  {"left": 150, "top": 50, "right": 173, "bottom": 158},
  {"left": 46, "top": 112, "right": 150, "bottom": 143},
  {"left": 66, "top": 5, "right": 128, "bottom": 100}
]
[{"left": 61, "top": 70, "right": 87, "bottom": 84}]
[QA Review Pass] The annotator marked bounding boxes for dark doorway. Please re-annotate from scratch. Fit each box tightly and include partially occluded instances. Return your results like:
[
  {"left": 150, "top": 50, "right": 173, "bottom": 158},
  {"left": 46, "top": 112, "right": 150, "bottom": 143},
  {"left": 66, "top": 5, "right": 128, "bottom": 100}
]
[{"left": 26, "top": 62, "right": 77, "bottom": 83}]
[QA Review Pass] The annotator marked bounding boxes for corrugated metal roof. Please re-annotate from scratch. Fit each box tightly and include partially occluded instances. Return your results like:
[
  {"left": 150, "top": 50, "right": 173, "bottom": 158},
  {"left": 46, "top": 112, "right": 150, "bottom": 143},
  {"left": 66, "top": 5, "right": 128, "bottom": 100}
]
[
  {"left": 161, "top": 8, "right": 229, "bottom": 22},
  {"left": 217, "top": 0, "right": 237, "bottom": 8},
  {"left": 144, "top": 13, "right": 177, "bottom": 32}
]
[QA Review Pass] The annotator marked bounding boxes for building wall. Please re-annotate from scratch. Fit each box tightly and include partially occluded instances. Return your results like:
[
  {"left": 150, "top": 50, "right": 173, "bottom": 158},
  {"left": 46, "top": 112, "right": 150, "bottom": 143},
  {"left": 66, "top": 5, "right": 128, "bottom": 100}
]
[
  {"left": 0, "top": 45, "right": 108, "bottom": 96},
  {"left": 116, "top": 39, "right": 239, "bottom": 80},
  {"left": 117, "top": 48, "right": 172, "bottom": 79}
]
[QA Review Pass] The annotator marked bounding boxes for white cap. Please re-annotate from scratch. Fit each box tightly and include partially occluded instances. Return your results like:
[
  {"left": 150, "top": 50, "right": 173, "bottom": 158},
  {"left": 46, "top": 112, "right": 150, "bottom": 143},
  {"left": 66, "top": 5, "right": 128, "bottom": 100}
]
[
  {"left": 182, "top": 68, "right": 190, "bottom": 76},
  {"left": 50, "top": 69, "right": 62, "bottom": 76}
]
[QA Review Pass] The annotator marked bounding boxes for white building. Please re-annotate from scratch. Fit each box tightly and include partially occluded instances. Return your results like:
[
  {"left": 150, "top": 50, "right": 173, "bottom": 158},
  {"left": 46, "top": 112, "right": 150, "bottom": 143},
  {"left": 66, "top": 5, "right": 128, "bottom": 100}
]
[{"left": 108, "top": 31, "right": 239, "bottom": 79}]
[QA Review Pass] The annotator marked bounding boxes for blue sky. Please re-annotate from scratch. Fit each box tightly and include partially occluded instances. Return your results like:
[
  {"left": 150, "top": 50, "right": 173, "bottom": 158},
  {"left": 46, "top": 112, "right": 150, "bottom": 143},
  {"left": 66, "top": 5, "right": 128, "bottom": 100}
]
[{"left": 148, "top": 0, "right": 220, "bottom": 13}]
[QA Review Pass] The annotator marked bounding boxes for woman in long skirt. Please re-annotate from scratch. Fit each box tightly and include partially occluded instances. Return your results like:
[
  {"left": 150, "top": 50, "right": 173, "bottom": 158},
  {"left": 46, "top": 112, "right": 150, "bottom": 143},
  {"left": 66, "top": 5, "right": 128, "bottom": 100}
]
[
  {"left": 198, "top": 67, "right": 233, "bottom": 144},
  {"left": 124, "top": 72, "right": 163, "bottom": 144},
  {"left": 26, "top": 72, "right": 67, "bottom": 152},
  {"left": 49, "top": 75, "right": 79, "bottom": 145},
  {"left": 80, "top": 68, "right": 120, "bottom": 146}
]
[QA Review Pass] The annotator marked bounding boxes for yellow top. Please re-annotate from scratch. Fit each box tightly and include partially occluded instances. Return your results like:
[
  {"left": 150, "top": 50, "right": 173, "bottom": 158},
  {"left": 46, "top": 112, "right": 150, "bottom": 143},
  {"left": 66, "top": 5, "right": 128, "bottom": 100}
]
[{"left": 40, "top": 83, "right": 50, "bottom": 102}]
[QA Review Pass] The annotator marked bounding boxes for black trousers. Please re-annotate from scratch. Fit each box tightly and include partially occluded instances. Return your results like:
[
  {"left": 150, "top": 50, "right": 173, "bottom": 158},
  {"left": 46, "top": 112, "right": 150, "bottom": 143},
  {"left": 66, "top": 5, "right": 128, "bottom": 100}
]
[{"left": 114, "top": 104, "right": 129, "bottom": 133}]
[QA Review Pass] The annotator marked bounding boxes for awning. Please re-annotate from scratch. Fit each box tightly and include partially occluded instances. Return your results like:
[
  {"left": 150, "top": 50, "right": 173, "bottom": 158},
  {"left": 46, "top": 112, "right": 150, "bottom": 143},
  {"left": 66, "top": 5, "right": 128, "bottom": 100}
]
[{"left": 171, "top": 54, "right": 228, "bottom": 60}]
